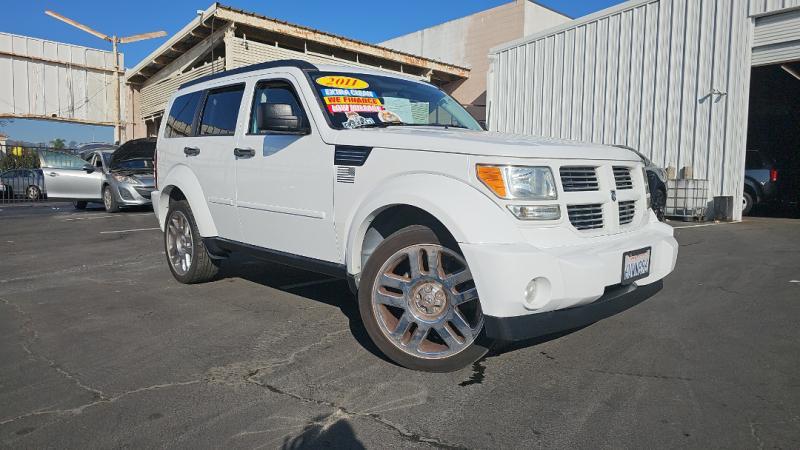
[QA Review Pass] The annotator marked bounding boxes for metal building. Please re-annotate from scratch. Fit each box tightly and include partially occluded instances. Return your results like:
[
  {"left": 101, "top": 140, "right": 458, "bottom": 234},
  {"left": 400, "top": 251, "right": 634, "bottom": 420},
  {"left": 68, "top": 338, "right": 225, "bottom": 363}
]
[{"left": 488, "top": 0, "right": 800, "bottom": 220}]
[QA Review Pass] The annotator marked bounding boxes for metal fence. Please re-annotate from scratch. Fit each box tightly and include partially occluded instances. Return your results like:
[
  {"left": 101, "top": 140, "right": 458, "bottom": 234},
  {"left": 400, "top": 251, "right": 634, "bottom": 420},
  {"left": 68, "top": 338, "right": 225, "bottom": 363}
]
[{"left": 0, "top": 144, "right": 81, "bottom": 204}]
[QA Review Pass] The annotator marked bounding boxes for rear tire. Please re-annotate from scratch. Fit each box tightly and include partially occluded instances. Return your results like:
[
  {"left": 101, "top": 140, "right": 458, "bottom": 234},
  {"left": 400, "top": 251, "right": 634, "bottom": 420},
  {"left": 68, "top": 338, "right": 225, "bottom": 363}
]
[
  {"left": 742, "top": 191, "right": 754, "bottom": 216},
  {"left": 164, "top": 199, "right": 219, "bottom": 284},
  {"left": 73, "top": 200, "right": 88, "bottom": 210},
  {"left": 26, "top": 185, "right": 41, "bottom": 200},
  {"left": 103, "top": 185, "right": 120, "bottom": 213},
  {"left": 358, "top": 225, "right": 493, "bottom": 372}
]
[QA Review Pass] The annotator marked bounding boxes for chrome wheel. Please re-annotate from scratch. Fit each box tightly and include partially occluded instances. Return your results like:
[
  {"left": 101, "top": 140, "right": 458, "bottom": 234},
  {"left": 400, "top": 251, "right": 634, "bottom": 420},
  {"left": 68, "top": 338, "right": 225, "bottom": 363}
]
[
  {"left": 166, "top": 210, "right": 194, "bottom": 275},
  {"left": 371, "top": 244, "right": 483, "bottom": 360},
  {"left": 103, "top": 187, "right": 113, "bottom": 210}
]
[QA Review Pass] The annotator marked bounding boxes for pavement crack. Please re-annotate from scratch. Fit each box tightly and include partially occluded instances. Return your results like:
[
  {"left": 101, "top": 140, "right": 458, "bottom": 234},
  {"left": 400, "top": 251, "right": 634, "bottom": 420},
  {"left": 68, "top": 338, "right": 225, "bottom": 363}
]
[
  {"left": 0, "top": 380, "right": 200, "bottom": 426},
  {"left": 1, "top": 297, "right": 108, "bottom": 401},
  {"left": 587, "top": 368, "right": 693, "bottom": 382}
]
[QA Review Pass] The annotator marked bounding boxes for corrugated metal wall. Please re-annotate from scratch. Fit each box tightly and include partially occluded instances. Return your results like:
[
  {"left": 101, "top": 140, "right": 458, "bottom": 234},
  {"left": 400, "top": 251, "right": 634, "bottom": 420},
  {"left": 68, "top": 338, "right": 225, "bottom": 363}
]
[
  {"left": 489, "top": 0, "right": 799, "bottom": 219},
  {"left": 0, "top": 32, "right": 123, "bottom": 125}
]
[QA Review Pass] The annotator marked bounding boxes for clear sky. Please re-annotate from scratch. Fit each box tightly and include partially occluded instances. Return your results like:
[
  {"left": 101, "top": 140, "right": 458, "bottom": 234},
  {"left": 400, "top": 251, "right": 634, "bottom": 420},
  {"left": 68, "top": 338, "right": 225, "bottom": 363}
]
[{"left": 0, "top": 0, "right": 621, "bottom": 145}]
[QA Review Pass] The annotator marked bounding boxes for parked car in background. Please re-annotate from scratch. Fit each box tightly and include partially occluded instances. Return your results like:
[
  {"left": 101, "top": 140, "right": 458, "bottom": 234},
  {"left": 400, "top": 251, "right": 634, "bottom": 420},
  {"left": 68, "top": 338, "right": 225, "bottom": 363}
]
[
  {"left": 0, "top": 168, "right": 47, "bottom": 200},
  {"left": 83, "top": 138, "right": 156, "bottom": 212},
  {"left": 743, "top": 149, "right": 779, "bottom": 215},
  {"left": 615, "top": 145, "right": 668, "bottom": 221}
]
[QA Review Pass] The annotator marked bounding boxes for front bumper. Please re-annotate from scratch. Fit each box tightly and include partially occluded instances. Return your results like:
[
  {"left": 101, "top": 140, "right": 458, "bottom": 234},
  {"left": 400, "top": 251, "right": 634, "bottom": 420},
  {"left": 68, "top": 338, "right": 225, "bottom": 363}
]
[
  {"left": 484, "top": 280, "right": 663, "bottom": 341},
  {"left": 460, "top": 219, "right": 678, "bottom": 321},
  {"left": 115, "top": 183, "right": 154, "bottom": 206}
]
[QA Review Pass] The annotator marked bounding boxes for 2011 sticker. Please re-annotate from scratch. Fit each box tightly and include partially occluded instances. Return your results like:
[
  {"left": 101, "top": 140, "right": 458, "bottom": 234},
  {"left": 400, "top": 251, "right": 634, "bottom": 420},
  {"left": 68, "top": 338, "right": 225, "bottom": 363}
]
[{"left": 316, "top": 76, "right": 369, "bottom": 89}]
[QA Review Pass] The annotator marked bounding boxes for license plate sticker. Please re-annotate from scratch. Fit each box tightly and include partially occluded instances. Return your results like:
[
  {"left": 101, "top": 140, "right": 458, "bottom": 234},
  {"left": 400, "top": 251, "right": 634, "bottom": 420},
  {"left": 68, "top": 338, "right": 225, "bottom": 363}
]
[{"left": 622, "top": 247, "right": 651, "bottom": 284}]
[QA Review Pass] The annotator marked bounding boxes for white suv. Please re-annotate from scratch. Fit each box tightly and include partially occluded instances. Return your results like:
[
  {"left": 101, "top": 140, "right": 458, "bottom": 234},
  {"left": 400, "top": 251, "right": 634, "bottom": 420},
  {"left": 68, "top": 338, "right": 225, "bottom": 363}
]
[{"left": 152, "top": 60, "right": 678, "bottom": 372}]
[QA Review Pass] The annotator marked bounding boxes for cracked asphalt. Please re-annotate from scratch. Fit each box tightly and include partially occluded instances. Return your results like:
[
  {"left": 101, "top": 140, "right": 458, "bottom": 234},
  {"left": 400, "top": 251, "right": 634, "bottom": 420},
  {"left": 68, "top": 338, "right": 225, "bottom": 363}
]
[{"left": 1, "top": 204, "right": 799, "bottom": 449}]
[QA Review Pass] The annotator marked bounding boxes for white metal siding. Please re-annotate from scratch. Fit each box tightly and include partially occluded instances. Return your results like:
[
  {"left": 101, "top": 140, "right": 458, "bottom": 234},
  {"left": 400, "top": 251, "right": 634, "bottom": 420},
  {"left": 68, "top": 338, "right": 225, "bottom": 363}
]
[
  {"left": 488, "top": 0, "right": 766, "bottom": 219},
  {"left": 752, "top": 9, "right": 800, "bottom": 65},
  {"left": 0, "top": 32, "right": 122, "bottom": 125}
]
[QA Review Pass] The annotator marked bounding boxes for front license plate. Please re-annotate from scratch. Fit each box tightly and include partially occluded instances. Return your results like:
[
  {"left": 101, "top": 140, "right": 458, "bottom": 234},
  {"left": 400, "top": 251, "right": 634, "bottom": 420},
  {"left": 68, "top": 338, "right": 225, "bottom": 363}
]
[{"left": 621, "top": 247, "right": 651, "bottom": 284}]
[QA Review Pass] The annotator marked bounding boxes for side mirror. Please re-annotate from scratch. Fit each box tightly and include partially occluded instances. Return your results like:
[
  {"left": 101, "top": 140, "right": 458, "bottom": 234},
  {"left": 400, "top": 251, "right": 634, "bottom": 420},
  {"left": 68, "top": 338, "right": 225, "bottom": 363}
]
[
  {"left": 82, "top": 164, "right": 95, "bottom": 174},
  {"left": 256, "top": 103, "right": 310, "bottom": 135}
]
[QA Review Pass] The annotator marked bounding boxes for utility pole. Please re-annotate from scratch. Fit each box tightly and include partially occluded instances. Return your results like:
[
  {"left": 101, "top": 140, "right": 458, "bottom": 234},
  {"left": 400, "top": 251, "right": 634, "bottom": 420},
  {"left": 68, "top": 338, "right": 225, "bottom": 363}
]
[{"left": 45, "top": 10, "right": 166, "bottom": 144}]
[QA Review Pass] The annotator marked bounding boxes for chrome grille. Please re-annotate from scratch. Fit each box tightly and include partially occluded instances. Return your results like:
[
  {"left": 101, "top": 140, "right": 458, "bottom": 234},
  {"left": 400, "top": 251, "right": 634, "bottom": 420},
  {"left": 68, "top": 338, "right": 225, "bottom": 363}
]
[
  {"left": 613, "top": 166, "right": 633, "bottom": 190},
  {"left": 619, "top": 200, "right": 636, "bottom": 225},
  {"left": 560, "top": 166, "right": 599, "bottom": 192},
  {"left": 567, "top": 204, "right": 604, "bottom": 230}
]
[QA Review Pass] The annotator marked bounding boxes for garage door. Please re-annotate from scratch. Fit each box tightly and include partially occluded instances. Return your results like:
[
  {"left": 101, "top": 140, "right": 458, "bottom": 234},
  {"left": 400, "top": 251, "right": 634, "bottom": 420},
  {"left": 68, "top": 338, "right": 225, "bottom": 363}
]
[{"left": 752, "top": 9, "right": 800, "bottom": 66}]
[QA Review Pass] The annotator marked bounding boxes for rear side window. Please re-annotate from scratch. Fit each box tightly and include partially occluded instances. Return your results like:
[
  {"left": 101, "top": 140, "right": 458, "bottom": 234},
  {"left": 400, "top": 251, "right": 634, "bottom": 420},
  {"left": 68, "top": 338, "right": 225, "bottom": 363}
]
[
  {"left": 165, "top": 91, "right": 203, "bottom": 138},
  {"left": 199, "top": 85, "right": 245, "bottom": 136}
]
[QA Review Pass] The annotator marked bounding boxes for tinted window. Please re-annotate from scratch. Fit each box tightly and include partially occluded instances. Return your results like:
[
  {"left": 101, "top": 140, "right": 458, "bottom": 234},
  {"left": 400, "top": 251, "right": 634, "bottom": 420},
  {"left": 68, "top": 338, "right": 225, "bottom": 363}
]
[
  {"left": 199, "top": 85, "right": 245, "bottom": 136},
  {"left": 249, "top": 82, "right": 307, "bottom": 134},
  {"left": 165, "top": 91, "right": 202, "bottom": 138}
]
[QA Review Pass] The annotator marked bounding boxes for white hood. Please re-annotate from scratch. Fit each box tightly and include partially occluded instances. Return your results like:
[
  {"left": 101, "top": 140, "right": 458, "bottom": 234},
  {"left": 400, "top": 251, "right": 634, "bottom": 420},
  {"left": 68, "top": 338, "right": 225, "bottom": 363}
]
[{"left": 323, "top": 128, "right": 640, "bottom": 162}]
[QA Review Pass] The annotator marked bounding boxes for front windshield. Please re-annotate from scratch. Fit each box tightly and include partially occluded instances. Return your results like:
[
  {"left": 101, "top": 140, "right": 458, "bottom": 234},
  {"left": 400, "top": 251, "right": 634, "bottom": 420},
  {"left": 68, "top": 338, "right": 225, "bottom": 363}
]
[
  {"left": 310, "top": 72, "right": 482, "bottom": 131},
  {"left": 116, "top": 159, "right": 153, "bottom": 170}
]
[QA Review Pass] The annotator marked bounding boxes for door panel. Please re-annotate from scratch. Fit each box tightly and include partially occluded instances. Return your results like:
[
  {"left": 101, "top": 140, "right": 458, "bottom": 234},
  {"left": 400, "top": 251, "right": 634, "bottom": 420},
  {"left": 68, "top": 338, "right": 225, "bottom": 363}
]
[
  {"left": 39, "top": 150, "right": 103, "bottom": 199},
  {"left": 235, "top": 76, "right": 338, "bottom": 262}
]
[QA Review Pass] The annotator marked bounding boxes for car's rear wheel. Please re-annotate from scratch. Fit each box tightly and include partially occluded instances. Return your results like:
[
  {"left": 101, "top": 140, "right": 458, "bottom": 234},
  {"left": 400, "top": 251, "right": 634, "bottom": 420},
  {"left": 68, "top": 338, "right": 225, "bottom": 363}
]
[
  {"left": 742, "top": 191, "right": 754, "bottom": 216},
  {"left": 164, "top": 199, "right": 219, "bottom": 284},
  {"left": 103, "top": 185, "right": 120, "bottom": 213},
  {"left": 26, "top": 185, "right": 41, "bottom": 200},
  {"left": 358, "top": 225, "right": 492, "bottom": 372},
  {"left": 73, "top": 200, "right": 87, "bottom": 210}
]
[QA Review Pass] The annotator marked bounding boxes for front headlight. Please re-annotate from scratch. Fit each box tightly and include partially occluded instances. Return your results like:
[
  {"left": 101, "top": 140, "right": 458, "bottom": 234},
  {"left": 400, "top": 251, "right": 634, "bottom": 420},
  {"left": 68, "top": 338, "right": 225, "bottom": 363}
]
[
  {"left": 476, "top": 165, "right": 557, "bottom": 200},
  {"left": 112, "top": 174, "right": 141, "bottom": 185}
]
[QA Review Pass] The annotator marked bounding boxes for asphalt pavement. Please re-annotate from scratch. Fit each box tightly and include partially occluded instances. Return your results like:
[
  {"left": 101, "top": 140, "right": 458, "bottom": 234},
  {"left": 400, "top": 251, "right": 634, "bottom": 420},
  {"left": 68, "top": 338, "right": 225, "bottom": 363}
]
[{"left": 1, "top": 203, "right": 798, "bottom": 449}]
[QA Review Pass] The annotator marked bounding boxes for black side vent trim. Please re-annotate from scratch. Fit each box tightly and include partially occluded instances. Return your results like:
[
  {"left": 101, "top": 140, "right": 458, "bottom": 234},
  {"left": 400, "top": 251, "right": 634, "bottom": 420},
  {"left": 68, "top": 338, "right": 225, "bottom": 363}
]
[{"left": 334, "top": 146, "right": 372, "bottom": 167}]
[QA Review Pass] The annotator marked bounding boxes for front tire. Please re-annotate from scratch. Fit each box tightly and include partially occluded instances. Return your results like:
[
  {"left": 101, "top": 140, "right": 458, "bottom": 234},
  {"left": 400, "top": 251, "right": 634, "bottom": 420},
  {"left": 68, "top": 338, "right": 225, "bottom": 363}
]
[
  {"left": 103, "top": 185, "right": 120, "bottom": 213},
  {"left": 358, "top": 225, "right": 492, "bottom": 372},
  {"left": 164, "top": 200, "right": 219, "bottom": 284}
]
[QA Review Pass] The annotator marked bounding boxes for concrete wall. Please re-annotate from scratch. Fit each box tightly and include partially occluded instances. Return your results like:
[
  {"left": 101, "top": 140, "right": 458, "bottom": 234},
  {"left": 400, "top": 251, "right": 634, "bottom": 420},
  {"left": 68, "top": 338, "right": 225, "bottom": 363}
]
[{"left": 380, "top": 0, "right": 570, "bottom": 123}]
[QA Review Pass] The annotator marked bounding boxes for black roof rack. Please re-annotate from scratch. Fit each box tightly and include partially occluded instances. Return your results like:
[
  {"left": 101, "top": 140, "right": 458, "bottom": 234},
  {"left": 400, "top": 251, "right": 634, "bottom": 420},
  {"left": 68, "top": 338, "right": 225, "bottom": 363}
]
[{"left": 179, "top": 59, "right": 318, "bottom": 90}]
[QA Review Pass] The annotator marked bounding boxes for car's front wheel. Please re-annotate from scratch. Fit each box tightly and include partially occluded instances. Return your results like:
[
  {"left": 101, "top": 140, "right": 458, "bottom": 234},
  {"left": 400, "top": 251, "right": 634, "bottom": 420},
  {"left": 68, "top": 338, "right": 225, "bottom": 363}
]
[
  {"left": 103, "top": 185, "right": 120, "bottom": 213},
  {"left": 164, "top": 200, "right": 219, "bottom": 284},
  {"left": 358, "top": 225, "right": 492, "bottom": 372}
]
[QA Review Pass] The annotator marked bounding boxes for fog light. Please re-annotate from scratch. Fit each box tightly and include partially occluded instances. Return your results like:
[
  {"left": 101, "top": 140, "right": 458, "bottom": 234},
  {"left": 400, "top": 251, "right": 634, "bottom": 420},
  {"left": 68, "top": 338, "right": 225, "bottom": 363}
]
[
  {"left": 507, "top": 204, "right": 560, "bottom": 220},
  {"left": 523, "top": 277, "right": 551, "bottom": 310}
]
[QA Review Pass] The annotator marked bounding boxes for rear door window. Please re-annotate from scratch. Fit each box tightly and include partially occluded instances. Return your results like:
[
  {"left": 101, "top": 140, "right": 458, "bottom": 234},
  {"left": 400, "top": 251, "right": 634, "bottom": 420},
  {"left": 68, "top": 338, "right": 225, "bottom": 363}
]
[
  {"left": 165, "top": 91, "right": 203, "bottom": 138},
  {"left": 199, "top": 85, "right": 245, "bottom": 136}
]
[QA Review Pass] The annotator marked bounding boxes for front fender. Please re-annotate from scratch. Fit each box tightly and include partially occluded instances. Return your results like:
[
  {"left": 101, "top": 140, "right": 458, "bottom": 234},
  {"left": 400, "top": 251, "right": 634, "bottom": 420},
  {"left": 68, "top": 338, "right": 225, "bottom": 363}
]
[
  {"left": 344, "top": 173, "right": 523, "bottom": 275},
  {"left": 159, "top": 164, "right": 218, "bottom": 237}
]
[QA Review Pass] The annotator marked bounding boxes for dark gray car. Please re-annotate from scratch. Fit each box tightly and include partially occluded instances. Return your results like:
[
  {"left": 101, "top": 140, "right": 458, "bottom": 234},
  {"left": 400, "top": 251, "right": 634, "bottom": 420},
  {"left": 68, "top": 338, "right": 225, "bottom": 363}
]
[{"left": 0, "top": 168, "right": 47, "bottom": 200}]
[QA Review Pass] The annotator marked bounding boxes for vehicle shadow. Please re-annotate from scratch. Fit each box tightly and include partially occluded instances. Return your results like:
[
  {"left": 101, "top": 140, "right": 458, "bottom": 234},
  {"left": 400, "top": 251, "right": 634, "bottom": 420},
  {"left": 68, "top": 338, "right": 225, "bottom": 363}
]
[
  {"left": 217, "top": 254, "right": 393, "bottom": 365},
  {"left": 217, "top": 255, "right": 581, "bottom": 367}
]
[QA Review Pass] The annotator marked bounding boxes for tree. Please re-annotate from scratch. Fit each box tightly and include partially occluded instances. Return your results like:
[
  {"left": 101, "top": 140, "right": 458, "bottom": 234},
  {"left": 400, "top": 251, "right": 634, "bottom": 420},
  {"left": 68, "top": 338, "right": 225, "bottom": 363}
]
[{"left": 50, "top": 138, "right": 66, "bottom": 149}]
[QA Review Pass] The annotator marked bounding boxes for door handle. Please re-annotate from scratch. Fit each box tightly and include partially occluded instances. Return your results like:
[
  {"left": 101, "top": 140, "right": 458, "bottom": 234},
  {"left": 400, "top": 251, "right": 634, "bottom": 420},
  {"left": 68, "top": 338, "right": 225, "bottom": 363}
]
[
  {"left": 234, "top": 147, "right": 256, "bottom": 158},
  {"left": 183, "top": 146, "right": 200, "bottom": 156},
  {"left": 48, "top": 172, "right": 58, "bottom": 177}
]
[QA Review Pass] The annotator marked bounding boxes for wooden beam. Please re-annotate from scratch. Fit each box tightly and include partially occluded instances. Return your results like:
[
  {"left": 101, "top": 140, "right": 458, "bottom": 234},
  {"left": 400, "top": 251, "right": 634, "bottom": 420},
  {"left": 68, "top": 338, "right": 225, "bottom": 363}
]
[
  {"left": 0, "top": 113, "right": 114, "bottom": 127},
  {"left": 0, "top": 49, "right": 120, "bottom": 74}
]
